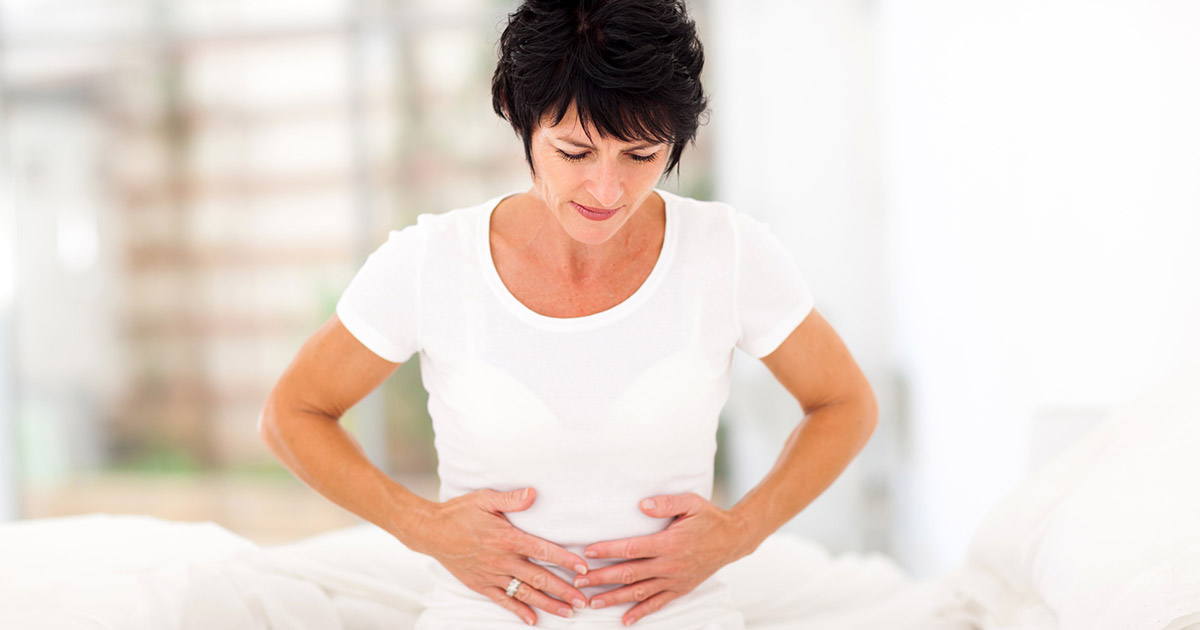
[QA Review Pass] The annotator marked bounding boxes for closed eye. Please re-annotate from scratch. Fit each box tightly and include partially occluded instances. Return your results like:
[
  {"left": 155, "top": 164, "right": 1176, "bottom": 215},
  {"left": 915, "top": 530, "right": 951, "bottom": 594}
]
[{"left": 556, "top": 149, "right": 659, "bottom": 164}]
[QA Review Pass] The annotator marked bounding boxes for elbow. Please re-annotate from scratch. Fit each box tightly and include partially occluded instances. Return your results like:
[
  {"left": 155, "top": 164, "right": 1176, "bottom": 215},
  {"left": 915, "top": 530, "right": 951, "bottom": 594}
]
[
  {"left": 856, "top": 382, "right": 880, "bottom": 446},
  {"left": 257, "top": 409, "right": 272, "bottom": 444},
  {"left": 257, "top": 393, "right": 283, "bottom": 449}
]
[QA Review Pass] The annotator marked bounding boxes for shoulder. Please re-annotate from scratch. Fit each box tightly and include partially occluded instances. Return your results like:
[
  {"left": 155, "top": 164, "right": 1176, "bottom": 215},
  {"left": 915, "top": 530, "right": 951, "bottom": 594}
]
[
  {"left": 658, "top": 189, "right": 764, "bottom": 251},
  {"left": 659, "top": 189, "right": 735, "bottom": 218},
  {"left": 410, "top": 195, "right": 493, "bottom": 236},
  {"left": 380, "top": 193, "right": 506, "bottom": 258},
  {"left": 664, "top": 191, "right": 784, "bottom": 241},
  {"left": 658, "top": 189, "right": 739, "bottom": 236}
]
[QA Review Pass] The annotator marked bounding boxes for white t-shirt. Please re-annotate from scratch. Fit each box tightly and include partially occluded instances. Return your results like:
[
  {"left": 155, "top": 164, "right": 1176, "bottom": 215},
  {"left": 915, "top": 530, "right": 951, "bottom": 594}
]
[{"left": 336, "top": 189, "right": 814, "bottom": 628}]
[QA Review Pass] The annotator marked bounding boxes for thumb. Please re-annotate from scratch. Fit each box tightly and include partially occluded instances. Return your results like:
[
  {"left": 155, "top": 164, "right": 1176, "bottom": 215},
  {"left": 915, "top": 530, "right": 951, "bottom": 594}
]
[
  {"left": 486, "top": 487, "right": 536, "bottom": 513},
  {"left": 640, "top": 493, "right": 694, "bottom": 518}
]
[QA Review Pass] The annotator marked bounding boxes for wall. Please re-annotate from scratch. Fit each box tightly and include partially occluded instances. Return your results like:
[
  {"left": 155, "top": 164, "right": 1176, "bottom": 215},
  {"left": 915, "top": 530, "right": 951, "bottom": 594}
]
[
  {"left": 709, "top": 0, "right": 894, "bottom": 557},
  {"left": 714, "top": 0, "right": 1200, "bottom": 578},
  {"left": 877, "top": 0, "right": 1200, "bottom": 577}
]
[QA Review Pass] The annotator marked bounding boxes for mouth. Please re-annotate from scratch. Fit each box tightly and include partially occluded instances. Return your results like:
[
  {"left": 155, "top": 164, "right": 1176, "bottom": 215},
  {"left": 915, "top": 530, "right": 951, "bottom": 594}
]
[
  {"left": 574, "top": 202, "right": 619, "bottom": 213},
  {"left": 571, "top": 201, "right": 620, "bottom": 221}
]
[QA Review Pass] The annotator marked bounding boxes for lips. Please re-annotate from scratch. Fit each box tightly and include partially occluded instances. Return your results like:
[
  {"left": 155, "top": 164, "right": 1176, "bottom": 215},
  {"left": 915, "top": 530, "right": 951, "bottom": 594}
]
[
  {"left": 571, "top": 201, "right": 620, "bottom": 221},
  {"left": 574, "top": 202, "right": 618, "bottom": 213}
]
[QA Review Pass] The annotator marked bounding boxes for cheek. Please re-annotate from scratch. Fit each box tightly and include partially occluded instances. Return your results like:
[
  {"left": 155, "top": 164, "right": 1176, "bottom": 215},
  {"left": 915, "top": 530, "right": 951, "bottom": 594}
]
[
  {"left": 547, "top": 166, "right": 589, "bottom": 199},
  {"left": 634, "top": 164, "right": 666, "bottom": 188},
  {"left": 536, "top": 166, "right": 565, "bottom": 197}
]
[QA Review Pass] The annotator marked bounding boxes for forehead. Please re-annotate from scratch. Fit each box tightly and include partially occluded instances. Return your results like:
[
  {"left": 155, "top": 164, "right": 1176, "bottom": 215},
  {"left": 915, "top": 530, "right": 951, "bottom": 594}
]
[
  {"left": 537, "top": 103, "right": 663, "bottom": 147},
  {"left": 538, "top": 102, "right": 594, "bottom": 137}
]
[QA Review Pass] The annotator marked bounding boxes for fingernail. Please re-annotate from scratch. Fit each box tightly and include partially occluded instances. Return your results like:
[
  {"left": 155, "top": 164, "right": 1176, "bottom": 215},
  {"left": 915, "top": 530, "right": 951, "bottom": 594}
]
[
  {"left": 573, "top": 599, "right": 586, "bottom": 610},
  {"left": 575, "top": 563, "right": 588, "bottom": 574},
  {"left": 624, "top": 619, "right": 635, "bottom": 626},
  {"left": 525, "top": 616, "right": 535, "bottom": 625},
  {"left": 591, "top": 599, "right": 606, "bottom": 609},
  {"left": 574, "top": 577, "right": 588, "bottom": 587},
  {"left": 641, "top": 498, "right": 656, "bottom": 510},
  {"left": 585, "top": 551, "right": 598, "bottom": 558},
  {"left": 521, "top": 488, "right": 530, "bottom": 500},
  {"left": 559, "top": 607, "right": 573, "bottom": 617}
]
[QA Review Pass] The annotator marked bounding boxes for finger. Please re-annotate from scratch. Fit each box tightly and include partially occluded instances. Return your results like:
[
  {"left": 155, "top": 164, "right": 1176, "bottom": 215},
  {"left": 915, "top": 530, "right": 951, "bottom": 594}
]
[
  {"left": 583, "top": 532, "right": 664, "bottom": 560},
  {"left": 513, "top": 531, "right": 591, "bottom": 575},
  {"left": 481, "top": 585, "right": 537, "bottom": 626},
  {"left": 479, "top": 487, "right": 536, "bottom": 514},
  {"left": 638, "top": 493, "right": 701, "bottom": 518},
  {"left": 621, "top": 590, "right": 681, "bottom": 626},
  {"left": 572, "top": 559, "right": 657, "bottom": 588},
  {"left": 506, "top": 576, "right": 577, "bottom": 619},
  {"left": 505, "top": 560, "right": 588, "bottom": 611},
  {"left": 587, "top": 578, "right": 671, "bottom": 610}
]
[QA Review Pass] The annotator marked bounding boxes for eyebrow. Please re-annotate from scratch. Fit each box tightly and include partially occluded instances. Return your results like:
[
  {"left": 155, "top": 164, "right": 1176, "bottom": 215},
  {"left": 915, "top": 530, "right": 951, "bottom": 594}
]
[{"left": 556, "top": 138, "right": 661, "bottom": 152}]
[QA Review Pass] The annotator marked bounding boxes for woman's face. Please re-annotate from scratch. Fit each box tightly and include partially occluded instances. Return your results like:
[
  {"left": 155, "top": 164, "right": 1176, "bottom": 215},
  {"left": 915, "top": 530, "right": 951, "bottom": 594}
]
[{"left": 528, "top": 104, "right": 670, "bottom": 246}]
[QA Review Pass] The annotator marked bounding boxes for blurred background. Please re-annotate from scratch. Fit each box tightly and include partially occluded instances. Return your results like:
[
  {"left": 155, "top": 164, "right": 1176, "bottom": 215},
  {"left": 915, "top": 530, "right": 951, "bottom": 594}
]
[{"left": 1, "top": 0, "right": 1197, "bottom": 580}]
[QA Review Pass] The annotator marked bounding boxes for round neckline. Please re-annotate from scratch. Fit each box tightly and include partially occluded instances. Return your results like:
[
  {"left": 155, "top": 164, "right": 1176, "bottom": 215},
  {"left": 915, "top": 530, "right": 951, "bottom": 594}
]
[{"left": 477, "top": 189, "right": 678, "bottom": 331}]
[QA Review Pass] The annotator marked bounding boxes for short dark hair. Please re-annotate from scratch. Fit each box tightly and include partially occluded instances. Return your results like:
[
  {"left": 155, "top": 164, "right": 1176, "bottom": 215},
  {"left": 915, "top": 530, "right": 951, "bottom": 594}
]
[{"left": 492, "top": 0, "right": 709, "bottom": 179}]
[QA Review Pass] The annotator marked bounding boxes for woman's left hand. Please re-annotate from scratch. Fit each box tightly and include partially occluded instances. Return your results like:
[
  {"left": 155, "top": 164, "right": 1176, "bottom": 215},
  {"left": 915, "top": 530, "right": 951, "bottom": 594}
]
[{"left": 574, "top": 492, "right": 751, "bottom": 626}]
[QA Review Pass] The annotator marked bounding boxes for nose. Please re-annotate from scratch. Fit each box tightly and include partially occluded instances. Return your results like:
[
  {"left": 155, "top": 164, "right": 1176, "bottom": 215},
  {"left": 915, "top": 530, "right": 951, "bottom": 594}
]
[{"left": 586, "top": 160, "right": 623, "bottom": 208}]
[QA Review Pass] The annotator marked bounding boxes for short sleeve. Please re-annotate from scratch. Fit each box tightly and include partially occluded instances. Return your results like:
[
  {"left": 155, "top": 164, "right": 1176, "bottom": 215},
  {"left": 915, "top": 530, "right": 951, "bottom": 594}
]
[
  {"left": 734, "top": 212, "right": 815, "bottom": 358},
  {"left": 335, "top": 223, "right": 425, "bottom": 363}
]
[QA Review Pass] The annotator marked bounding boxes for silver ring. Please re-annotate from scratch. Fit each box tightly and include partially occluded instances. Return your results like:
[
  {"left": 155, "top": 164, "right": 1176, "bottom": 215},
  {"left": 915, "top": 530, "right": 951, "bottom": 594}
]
[{"left": 505, "top": 577, "right": 522, "bottom": 598}]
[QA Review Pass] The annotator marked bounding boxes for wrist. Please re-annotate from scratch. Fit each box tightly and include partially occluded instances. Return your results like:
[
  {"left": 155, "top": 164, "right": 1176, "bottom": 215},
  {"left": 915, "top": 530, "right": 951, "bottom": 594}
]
[
  {"left": 726, "top": 504, "right": 768, "bottom": 563},
  {"left": 385, "top": 485, "right": 439, "bottom": 553}
]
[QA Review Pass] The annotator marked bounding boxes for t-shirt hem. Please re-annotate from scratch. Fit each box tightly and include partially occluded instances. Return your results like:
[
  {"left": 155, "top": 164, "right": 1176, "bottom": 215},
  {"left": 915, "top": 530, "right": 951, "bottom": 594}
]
[
  {"left": 742, "top": 299, "right": 814, "bottom": 359},
  {"left": 335, "top": 300, "right": 411, "bottom": 364}
]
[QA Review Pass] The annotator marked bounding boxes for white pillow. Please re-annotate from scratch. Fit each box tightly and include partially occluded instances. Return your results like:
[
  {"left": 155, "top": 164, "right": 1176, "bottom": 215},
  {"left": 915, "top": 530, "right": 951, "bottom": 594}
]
[{"left": 962, "top": 365, "right": 1200, "bottom": 630}]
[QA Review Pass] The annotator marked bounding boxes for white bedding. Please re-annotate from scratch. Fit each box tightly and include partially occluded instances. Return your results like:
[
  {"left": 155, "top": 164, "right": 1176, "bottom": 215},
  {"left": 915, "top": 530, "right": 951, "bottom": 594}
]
[
  {"left": 2, "top": 366, "right": 1197, "bottom": 629},
  {"left": 950, "top": 365, "right": 1200, "bottom": 630},
  {"left": 0, "top": 513, "right": 970, "bottom": 630}
]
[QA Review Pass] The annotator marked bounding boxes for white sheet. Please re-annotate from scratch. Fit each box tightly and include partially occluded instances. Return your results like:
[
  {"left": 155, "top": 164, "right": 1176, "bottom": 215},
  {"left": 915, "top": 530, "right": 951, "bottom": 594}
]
[
  {"left": 3, "top": 366, "right": 1198, "bottom": 629},
  {"left": 0, "top": 512, "right": 968, "bottom": 629}
]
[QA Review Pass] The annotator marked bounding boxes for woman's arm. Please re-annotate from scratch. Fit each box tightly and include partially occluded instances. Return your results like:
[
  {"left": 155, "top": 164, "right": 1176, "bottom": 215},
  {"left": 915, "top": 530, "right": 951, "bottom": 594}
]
[
  {"left": 258, "top": 314, "right": 431, "bottom": 543},
  {"left": 727, "top": 307, "right": 879, "bottom": 559},
  {"left": 259, "top": 314, "right": 590, "bottom": 625}
]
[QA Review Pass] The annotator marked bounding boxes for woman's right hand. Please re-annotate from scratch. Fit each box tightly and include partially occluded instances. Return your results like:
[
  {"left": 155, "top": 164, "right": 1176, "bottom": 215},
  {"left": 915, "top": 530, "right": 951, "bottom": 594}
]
[{"left": 412, "top": 487, "right": 590, "bottom": 626}]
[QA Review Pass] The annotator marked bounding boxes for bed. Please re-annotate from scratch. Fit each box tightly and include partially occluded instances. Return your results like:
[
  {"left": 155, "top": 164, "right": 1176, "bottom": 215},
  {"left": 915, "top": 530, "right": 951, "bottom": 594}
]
[{"left": 2, "top": 366, "right": 1198, "bottom": 630}]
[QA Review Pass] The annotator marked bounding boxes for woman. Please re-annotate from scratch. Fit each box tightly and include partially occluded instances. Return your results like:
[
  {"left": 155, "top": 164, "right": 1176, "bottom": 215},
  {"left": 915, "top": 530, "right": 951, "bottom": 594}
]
[{"left": 259, "top": 0, "right": 877, "bottom": 627}]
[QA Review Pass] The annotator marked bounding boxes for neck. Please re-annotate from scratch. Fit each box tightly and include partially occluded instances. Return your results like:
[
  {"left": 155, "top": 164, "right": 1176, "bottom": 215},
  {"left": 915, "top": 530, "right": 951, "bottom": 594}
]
[{"left": 513, "top": 190, "right": 664, "bottom": 284}]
